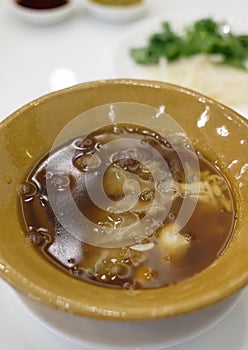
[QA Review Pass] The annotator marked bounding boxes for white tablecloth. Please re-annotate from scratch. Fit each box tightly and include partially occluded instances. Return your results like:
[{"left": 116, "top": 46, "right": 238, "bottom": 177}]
[{"left": 1, "top": 1, "right": 248, "bottom": 349}]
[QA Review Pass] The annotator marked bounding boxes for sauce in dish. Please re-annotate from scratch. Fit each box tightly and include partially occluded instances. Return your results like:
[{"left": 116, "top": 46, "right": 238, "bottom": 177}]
[
  {"left": 19, "top": 123, "right": 235, "bottom": 289},
  {"left": 90, "top": 0, "right": 143, "bottom": 5},
  {"left": 16, "top": 0, "right": 69, "bottom": 10}
]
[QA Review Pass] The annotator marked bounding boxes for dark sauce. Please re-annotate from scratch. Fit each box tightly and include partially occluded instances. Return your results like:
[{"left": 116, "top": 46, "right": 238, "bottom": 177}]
[
  {"left": 19, "top": 124, "right": 235, "bottom": 289},
  {"left": 16, "top": 0, "right": 69, "bottom": 10}
]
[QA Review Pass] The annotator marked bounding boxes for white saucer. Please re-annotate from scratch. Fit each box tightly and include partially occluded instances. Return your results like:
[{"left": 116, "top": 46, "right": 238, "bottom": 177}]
[
  {"left": 9, "top": 0, "right": 78, "bottom": 25},
  {"left": 15, "top": 288, "right": 243, "bottom": 350},
  {"left": 83, "top": 0, "right": 149, "bottom": 22}
]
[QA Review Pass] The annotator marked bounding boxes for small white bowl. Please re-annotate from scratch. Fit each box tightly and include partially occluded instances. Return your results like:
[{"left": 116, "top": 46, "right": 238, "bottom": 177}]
[
  {"left": 83, "top": 0, "right": 149, "bottom": 22},
  {"left": 9, "top": 0, "right": 78, "bottom": 25}
]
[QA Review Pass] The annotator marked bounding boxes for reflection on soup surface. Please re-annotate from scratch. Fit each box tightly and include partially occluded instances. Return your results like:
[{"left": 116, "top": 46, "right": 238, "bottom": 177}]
[{"left": 19, "top": 124, "right": 235, "bottom": 289}]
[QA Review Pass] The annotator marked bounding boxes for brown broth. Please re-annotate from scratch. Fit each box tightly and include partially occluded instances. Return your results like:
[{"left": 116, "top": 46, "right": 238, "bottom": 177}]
[{"left": 19, "top": 124, "right": 235, "bottom": 289}]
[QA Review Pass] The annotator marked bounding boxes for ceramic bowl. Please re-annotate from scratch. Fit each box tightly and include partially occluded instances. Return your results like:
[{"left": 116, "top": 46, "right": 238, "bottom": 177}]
[
  {"left": 0, "top": 79, "right": 248, "bottom": 321},
  {"left": 9, "top": 0, "right": 78, "bottom": 25}
]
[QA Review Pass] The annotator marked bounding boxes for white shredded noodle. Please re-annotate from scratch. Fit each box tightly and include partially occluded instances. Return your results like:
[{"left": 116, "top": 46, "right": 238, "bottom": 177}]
[{"left": 157, "top": 54, "right": 248, "bottom": 111}]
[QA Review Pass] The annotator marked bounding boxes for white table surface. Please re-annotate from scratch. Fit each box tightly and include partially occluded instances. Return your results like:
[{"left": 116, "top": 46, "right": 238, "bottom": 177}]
[{"left": 1, "top": 0, "right": 248, "bottom": 349}]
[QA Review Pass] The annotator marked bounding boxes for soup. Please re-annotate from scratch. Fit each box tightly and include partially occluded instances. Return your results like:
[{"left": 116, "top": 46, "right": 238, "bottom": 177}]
[{"left": 19, "top": 123, "right": 234, "bottom": 289}]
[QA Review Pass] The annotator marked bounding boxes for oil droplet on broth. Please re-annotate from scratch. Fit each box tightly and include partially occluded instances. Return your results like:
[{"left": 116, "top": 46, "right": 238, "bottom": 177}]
[
  {"left": 140, "top": 190, "right": 154, "bottom": 201},
  {"left": 28, "top": 233, "right": 44, "bottom": 247},
  {"left": 73, "top": 154, "right": 101, "bottom": 172},
  {"left": 19, "top": 182, "right": 37, "bottom": 197},
  {"left": 50, "top": 173, "right": 70, "bottom": 190}
]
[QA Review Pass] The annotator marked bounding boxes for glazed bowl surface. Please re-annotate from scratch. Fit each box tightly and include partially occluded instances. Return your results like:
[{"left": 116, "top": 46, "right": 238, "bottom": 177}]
[{"left": 0, "top": 79, "right": 247, "bottom": 320}]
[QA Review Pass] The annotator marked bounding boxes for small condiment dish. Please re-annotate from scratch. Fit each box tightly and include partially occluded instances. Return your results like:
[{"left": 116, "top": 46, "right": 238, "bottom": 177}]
[
  {"left": 83, "top": 0, "right": 149, "bottom": 22},
  {"left": 9, "top": 0, "right": 78, "bottom": 25}
]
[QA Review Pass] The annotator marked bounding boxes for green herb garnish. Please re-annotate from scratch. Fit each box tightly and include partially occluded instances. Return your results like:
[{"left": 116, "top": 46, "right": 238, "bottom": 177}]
[{"left": 130, "top": 18, "right": 248, "bottom": 70}]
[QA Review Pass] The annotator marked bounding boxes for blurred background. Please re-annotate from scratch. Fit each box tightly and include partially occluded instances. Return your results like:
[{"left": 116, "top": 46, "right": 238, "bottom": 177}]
[{"left": 1, "top": 1, "right": 248, "bottom": 349}]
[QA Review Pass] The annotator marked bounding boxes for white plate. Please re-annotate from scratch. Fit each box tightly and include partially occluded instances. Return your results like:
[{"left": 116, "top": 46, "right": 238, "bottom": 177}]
[
  {"left": 113, "top": 15, "right": 248, "bottom": 118},
  {"left": 83, "top": 0, "right": 149, "bottom": 22},
  {"left": 8, "top": 0, "right": 78, "bottom": 25}
]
